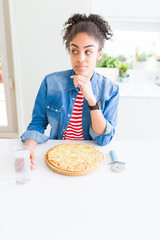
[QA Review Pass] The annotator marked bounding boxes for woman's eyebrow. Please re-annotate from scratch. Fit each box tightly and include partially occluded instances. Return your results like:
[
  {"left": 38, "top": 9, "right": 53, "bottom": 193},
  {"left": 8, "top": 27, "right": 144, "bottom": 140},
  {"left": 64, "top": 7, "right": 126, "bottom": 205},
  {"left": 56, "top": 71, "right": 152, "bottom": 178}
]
[
  {"left": 84, "top": 45, "right": 95, "bottom": 48},
  {"left": 70, "top": 44, "right": 95, "bottom": 48}
]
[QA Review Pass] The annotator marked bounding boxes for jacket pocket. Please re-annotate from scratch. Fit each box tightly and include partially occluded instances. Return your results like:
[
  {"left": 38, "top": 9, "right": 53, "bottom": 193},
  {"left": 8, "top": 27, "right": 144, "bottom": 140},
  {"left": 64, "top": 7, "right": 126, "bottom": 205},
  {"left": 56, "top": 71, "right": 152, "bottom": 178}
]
[{"left": 45, "top": 102, "right": 63, "bottom": 113}]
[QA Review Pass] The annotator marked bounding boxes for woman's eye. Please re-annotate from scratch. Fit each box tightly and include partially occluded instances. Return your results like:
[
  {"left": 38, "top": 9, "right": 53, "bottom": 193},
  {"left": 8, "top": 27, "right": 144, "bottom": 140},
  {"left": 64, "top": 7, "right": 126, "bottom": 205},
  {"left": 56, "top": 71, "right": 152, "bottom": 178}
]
[
  {"left": 72, "top": 50, "right": 78, "bottom": 54},
  {"left": 86, "top": 51, "right": 92, "bottom": 55}
]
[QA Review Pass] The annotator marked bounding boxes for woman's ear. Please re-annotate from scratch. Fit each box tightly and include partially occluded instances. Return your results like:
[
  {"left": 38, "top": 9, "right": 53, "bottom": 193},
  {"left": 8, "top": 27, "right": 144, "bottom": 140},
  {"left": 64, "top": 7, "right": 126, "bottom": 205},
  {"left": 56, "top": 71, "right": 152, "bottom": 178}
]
[{"left": 97, "top": 49, "right": 103, "bottom": 61}]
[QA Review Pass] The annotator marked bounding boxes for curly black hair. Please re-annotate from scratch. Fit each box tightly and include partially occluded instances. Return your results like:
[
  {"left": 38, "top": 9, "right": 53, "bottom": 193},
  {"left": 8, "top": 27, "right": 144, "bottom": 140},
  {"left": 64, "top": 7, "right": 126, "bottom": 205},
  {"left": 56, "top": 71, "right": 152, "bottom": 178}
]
[{"left": 63, "top": 13, "right": 113, "bottom": 51}]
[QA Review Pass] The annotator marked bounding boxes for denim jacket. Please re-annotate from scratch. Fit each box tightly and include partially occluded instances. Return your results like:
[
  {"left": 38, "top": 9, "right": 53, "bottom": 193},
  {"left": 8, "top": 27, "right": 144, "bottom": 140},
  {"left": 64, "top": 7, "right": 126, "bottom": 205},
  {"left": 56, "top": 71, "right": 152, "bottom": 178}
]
[{"left": 21, "top": 69, "right": 119, "bottom": 146}]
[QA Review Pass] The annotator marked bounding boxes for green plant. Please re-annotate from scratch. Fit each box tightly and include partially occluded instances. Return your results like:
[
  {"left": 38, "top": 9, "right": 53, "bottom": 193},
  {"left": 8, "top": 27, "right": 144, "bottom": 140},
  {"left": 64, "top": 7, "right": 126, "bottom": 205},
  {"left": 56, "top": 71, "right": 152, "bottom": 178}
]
[
  {"left": 119, "top": 63, "right": 129, "bottom": 77},
  {"left": 96, "top": 53, "right": 119, "bottom": 68},
  {"left": 148, "top": 52, "right": 156, "bottom": 58},
  {"left": 135, "top": 50, "right": 148, "bottom": 62},
  {"left": 156, "top": 56, "right": 160, "bottom": 62},
  {"left": 117, "top": 55, "right": 127, "bottom": 62},
  {"left": 105, "top": 56, "right": 119, "bottom": 68},
  {"left": 96, "top": 53, "right": 108, "bottom": 67},
  {"left": 117, "top": 55, "right": 133, "bottom": 69}
]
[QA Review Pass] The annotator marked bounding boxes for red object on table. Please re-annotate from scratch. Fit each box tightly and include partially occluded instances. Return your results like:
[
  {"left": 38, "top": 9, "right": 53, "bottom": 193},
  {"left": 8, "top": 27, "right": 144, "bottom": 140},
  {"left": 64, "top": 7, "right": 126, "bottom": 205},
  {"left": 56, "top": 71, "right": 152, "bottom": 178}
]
[{"left": 0, "top": 72, "right": 3, "bottom": 83}]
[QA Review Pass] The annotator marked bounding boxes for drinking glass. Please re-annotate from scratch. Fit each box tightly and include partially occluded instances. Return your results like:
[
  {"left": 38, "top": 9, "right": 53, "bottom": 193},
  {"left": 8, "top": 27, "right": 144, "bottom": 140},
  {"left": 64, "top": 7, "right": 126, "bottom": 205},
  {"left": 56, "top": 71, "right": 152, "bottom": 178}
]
[{"left": 12, "top": 146, "right": 31, "bottom": 184}]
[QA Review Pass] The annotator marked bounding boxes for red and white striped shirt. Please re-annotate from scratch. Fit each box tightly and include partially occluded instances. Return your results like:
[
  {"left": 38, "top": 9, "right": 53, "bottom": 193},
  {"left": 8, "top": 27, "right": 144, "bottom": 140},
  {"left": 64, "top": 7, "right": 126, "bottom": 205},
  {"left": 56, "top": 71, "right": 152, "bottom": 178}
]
[{"left": 62, "top": 91, "right": 84, "bottom": 140}]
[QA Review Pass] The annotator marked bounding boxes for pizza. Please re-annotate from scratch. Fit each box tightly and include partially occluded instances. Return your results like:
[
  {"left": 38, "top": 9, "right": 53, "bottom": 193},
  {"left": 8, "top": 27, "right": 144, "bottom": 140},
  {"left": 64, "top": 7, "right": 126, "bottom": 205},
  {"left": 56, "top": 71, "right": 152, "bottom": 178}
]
[{"left": 45, "top": 142, "right": 103, "bottom": 176}]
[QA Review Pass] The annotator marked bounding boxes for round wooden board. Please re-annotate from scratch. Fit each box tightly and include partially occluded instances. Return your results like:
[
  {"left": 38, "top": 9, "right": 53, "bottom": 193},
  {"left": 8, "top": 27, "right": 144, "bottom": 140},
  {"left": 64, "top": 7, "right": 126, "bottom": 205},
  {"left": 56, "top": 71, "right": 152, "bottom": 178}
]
[{"left": 45, "top": 143, "right": 104, "bottom": 176}]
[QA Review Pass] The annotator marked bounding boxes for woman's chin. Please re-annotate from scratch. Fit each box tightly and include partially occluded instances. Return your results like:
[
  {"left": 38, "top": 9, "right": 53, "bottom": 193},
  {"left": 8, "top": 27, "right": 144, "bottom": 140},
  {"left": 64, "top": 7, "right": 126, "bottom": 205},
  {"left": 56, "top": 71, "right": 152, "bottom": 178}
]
[
  {"left": 74, "top": 69, "right": 90, "bottom": 78},
  {"left": 75, "top": 69, "right": 85, "bottom": 75}
]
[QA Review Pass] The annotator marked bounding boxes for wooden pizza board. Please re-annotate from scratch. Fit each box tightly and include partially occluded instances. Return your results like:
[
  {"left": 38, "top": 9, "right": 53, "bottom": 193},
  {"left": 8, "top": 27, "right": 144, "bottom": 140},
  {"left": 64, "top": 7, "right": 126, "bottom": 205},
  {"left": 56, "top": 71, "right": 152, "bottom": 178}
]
[{"left": 45, "top": 143, "right": 104, "bottom": 176}]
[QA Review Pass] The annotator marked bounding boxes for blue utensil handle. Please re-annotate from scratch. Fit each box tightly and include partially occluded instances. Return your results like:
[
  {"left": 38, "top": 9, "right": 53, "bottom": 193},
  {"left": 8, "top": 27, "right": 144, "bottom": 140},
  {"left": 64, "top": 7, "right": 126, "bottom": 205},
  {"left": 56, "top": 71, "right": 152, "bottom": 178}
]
[{"left": 110, "top": 150, "right": 119, "bottom": 162}]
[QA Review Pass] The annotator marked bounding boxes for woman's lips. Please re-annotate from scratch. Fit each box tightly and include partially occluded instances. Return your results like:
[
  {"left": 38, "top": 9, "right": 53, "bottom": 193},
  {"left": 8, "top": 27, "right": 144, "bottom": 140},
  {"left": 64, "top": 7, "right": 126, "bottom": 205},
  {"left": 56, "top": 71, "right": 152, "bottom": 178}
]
[{"left": 75, "top": 65, "right": 87, "bottom": 70}]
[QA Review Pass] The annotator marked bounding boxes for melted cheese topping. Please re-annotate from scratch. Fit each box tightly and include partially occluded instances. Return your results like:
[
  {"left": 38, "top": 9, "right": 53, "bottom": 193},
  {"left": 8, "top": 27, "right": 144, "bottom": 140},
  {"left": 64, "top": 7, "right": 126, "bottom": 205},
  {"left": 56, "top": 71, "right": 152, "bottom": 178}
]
[{"left": 47, "top": 142, "right": 103, "bottom": 171}]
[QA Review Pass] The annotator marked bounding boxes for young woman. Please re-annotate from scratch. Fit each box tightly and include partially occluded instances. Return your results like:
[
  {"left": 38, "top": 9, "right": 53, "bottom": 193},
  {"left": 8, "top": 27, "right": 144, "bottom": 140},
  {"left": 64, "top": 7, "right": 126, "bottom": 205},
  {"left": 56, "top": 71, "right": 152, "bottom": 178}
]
[{"left": 21, "top": 13, "right": 119, "bottom": 168}]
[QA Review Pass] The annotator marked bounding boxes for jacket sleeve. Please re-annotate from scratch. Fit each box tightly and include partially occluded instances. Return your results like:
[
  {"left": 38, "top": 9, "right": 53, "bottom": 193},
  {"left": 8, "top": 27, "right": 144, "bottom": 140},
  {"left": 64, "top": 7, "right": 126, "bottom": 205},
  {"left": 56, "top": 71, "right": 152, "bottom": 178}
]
[
  {"left": 89, "top": 84, "right": 119, "bottom": 146},
  {"left": 21, "top": 77, "right": 49, "bottom": 144}
]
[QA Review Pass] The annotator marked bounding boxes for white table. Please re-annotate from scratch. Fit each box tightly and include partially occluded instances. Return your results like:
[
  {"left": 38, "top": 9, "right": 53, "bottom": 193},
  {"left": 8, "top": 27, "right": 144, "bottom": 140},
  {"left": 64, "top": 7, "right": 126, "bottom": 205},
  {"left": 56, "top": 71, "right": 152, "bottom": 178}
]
[{"left": 0, "top": 139, "right": 160, "bottom": 240}]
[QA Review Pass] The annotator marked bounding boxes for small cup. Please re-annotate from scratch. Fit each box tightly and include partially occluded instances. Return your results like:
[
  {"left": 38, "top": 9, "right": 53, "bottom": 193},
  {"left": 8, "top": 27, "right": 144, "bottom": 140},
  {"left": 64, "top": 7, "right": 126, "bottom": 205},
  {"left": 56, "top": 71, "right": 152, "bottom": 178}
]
[{"left": 12, "top": 146, "right": 31, "bottom": 184}]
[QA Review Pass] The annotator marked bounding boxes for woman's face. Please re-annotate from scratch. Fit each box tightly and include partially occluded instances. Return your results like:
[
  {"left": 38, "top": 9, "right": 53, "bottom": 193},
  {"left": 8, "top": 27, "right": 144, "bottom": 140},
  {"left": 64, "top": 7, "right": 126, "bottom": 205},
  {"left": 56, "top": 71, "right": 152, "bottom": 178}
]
[{"left": 70, "top": 32, "right": 102, "bottom": 79}]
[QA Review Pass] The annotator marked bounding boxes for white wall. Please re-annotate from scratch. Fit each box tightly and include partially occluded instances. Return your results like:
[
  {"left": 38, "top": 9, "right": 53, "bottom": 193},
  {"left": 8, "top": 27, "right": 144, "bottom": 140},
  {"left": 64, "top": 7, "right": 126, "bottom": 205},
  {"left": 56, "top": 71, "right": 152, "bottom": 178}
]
[
  {"left": 115, "top": 97, "right": 160, "bottom": 142},
  {"left": 10, "top": 0, "right": 92, "bottom": 134},
  {"left": 91, "top": 0, "right": 160, "bottom": 19}
]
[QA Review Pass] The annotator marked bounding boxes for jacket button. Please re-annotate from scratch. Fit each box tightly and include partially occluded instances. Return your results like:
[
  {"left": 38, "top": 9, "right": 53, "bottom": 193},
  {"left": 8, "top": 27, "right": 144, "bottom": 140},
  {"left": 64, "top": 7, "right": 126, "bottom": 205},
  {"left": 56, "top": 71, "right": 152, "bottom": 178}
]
[
  {"left": 84, "top": 132, "right": 87, "bottom": 134},
  {"left": 73, "top": 98, "right": 75, "bottom": 100},
  {"left": 55, "top": 109, "right": 58, "bottom": 112},
  {"left": 63, "top": 129, "right": 65, "bottom": 131},
  {"left": 47, "top": 106, "right": 50, "bottom": 109},
  {"left": 83, "top": 118, "right": 86, "bottom": 120},
  {"left": 68, "top": 114, "right": 70, "bottom": 117}
]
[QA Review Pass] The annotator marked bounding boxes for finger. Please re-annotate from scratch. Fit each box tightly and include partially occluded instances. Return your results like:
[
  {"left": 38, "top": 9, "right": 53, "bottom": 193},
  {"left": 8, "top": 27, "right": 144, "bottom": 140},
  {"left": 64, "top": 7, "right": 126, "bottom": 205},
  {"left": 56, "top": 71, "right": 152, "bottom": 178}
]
[
  {"left": 30, "top": 159, "right": 37, "bottom": 169},
  {"left": 30, "top": 163, "right": 37, "bottom": 169},
  {"left": 71, "top": 75, "right": 78, "bottom": 87},
  {"left": 71, "top": 75, "right": 87, "bottom": 81},
  {"left": 31, "top": 158, "right": 36, "bottom": 165},
  {"left": 71, "top": 75, "right": 83, "bottom": 78},
  {"left": 73, "top": 79, "right": 82, "bottom": 88},
  {"left": 74, "top": 80, "right": 86, "bottom": 90},
  {"left": 74, "top": 80, "right": 82, "bottom": 89},
  {"left": 30, "top": 152, "right": 37, "bottom": 169},
  {"left": 73, "top": 78, "right": 77, "bottom": 87},
  {"left": 70, "top": 75, "right": 76, "bottom": 79},
  {"left": 75, "top": 78, "right": 86, "bottom": 84}
]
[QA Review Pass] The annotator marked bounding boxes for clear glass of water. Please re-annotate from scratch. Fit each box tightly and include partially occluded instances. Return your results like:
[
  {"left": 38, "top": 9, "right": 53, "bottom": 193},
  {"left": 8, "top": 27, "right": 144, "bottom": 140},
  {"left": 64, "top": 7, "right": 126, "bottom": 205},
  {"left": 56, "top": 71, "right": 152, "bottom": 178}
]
[{"left": 12, "top": 146, "right": 31, "bottom": 184}]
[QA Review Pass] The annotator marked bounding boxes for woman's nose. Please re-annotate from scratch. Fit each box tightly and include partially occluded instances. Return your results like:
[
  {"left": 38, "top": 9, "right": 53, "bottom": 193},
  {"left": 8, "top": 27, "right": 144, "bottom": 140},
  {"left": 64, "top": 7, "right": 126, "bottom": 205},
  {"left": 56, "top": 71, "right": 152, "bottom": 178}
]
[{"left": 77, "top": 53, "right": 85, "bottom": 63}]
